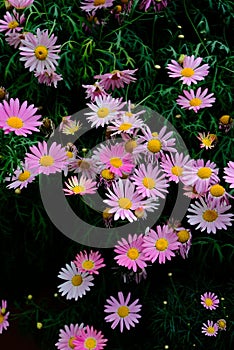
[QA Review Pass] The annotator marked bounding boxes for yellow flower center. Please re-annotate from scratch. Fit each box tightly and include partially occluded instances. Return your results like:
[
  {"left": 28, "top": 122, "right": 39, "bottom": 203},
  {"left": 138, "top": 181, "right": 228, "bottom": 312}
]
[
  {"left": 217, "top": 319, "right": 226, "bottom": 329},
  {"left": 118, "top": 197, "right": 132, "bottom": 209},
  {"left": 34, "top": 45, "right": 48, "bottom": 60},
  {"left": 171, "top": 166, "right": 183, "bottom": 176},
  {"left": 97, "top": 107, "right": 109, "bottom": 118},
  {"left": 110, "top": 157, "right": 123, "bottom": 168},
  {"left": 82, "top": 260, "right": 94, "bottom": 270},
  {"left": 72, "top": 185, "right": 85, "bottom": 194},
  {"left": 142, "top": 177, "right": 155, "bottom": 189},
  {"left": 39, "top": 155, "right": 54, "bottom": 167},
  {"left": 66, "top": 151, "right": 73, "bottom": 158},
  {"left": 68, "top": 336, "right": 76, "bottom": 349},
  {"left": 202, "top": 209, "right": 218, "bottom": 222},
  {"left": 8, "top": 20, "right": 19, "bottom": 29},
  {"left": 101, "top": 169, "right": 115, "bottom": 180},
  {"left": 209, "top": 184, "right": 225, "bottom": 197},
  {"left": 119, "top": 123, "right": 132, "bottom": 131},
  {"left": 77, "top": 160, "right": 90, "bottom": 170},
  {"left": 127, "top": 247, "right": 139, "bottom": 260},
  {"left": 189, "top": 98, "right": 202, "bottom": 107},
  {"left": 1, "top": 308, "right": 6, "bottom": 315},
  {"left": 155, "top": 238, "right": 169, "bottom": 251},
  {"left": 177, "top": 230, "right": 190, "bottom": 243},
  {"left": 219, "top": 115, "right": 232, "bottom": 125},
  {"left": 117, "top": 305, "right": 129, "bottom": 317},
  {"left": 94, "top": 0, "right": 106, "bottom": 6},
  {"left": 147, "top": 139, "right": 162, "bottom": 153},
  {"left": 180, "top": 67, "right": 195, "bottom": 77},
  {"left": 18, "top": 170, "right": 31, "bottom": 182},
  {"left": 0, "top": 314, "right": 4, "bottom": 324},
  {"left": 7, "top": 116, "right": 23, "bottom": 129},
  {"left": 197, "top": 167, "right": 212, "bottom": 179},
  {"left": 201, "top": 136, "right": 214, "bottom": 147},
  {"left": 84, "top": 337, "right": 97, "bottom": 349},
  {"left": 204, "top": 298, "right": 213, "bottom": 306},
  {"left": 124, "top": 139, "right": 137, "bottom": 153},
  {"left": 207, "top": 326, "right": 215, "bottom": 334},
  {"left": 71, "top": 274, "right": 83, "bottom": 286}
]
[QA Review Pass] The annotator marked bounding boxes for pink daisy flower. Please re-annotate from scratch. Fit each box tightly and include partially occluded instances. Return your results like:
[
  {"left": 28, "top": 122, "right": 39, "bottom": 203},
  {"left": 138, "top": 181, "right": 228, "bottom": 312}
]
[
  {"left": 0, "top": 10, "right": 25, "bottom": 34},
  {"left": 160, "top": 152, "right": 192, "bottom": 183},
  {"left": 181, "top": 159, "right": 219, "bottom": 194},
  {"left": 80, "top": 0, "right": 114, "bottom": 13},
  {"left": 201, "top": 292, "right": 220, "bottom": 310},
  {"left": 82, "top": 82, "right": 108, "bottom": 102},
  {"left": 58, "top": 261, "right": 94, "bottom": 301},
  {"left": 63, "top": 175, "right": 97, "bottom": 196},
  {"left": 187, "top": 197, "right": 233, "bottom": 234},
  {"left": 25, "top": 141, "right": 67, "bottom": 175},
  {"left": 5, "top": 31, "right": 29, "bottom": 49},
  {"left": 130, "top": 163, "right": 168, "bottom": 199},
  {"left": 73, "top": 325, "right": 107, "bottom": 350},
  {"left": 139, "top": 0, "right": 168, "bottom": 12},
  {"left": 74, "top": 250, "right": 105, "bottom": 275},
  {"left": 0, "top": 98, "right": 42, "bottom": 136},
  {"left": 55, "top": 323, "right": 85, "bottom": 350},
  {"left": 207, "top": 183, "right": 231, "bottom": 205},
  {"left": 8, "top": 0, "right": 34, "bottom": 9},
  {"left": 104, "top": 291, "right": 142, "bottom": 332},
  {"left": 85, "top": 95, "right": 126, "bottom": 128},
  {"left": 0, "top": 300, "right": 10, "bottom": 334},
  {"left": 19, "top": 28, "right": 61, "bottom": 74},
  {"left": 197, "top": 132, "right": 217, "bottom": 150},
  {"left": 201, "top": 320, "right": 218, "bottom": 337},
  {"left": 183, "top": 185, "right": 205, "bottom": 199},
  {"left": 176, "top": 87, "right": 216, "bottom": 113},
  {"left": 6, "top": 161, "right": 36, "bottom": 189},
  {"left": 142, "top": 225, "right": 181, "bottom": 264},
  {"left": 108, "top": 115, "right": 144, "bottom": 136},
  {"left": 114, "top": 234, "right": 148, "bottom": 272},
  {"left": 103, "top": 179, "right": 158, "bottom": 222},
  {"left": 166, "top": 55, "right": 210, "bottom": 86},
  {"left": 175, "top": 227, "right": 192, "bottom": 259},
  {"left": 94, "top": 69, "right": 138, "bottom": 91},
  {"left": 69, "top": 157, "right": 97, "bottom": 179},
  {"left": 223, "top": 161, "right": 234, "bottom": 189},
  {"left": 34, "top": 70, "right": 63, "bottom": 88}
]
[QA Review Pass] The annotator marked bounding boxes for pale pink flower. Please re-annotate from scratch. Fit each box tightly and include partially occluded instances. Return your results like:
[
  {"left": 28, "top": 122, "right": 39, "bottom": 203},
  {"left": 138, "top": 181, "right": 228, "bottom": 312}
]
[
  {"left": 201, "top": 320, "right": 218, "bottom": 337},
  {"left": 74, "top": 250, "right": 105, "bottom": 275},
  {"left": 223, "top": 161, "right": 234, "bottom": 189},
  {"left": 82, "top": 81, "right": 108, "bottom": 102},
  {"left": 94, "top": 69, "right": 138, "bottom": 91},
  {"left": 73, "top": 325, "right": 107, "bottom": 350},
  {"left": 80, "top": 0, "right": 114, "bottom": 13},
  {"left": 201, "top": 292, "right": 220, "bottom": 310},
  {"left": 183, "top": 185, "right": 205, "bottom": 199},
  {"left": 176, "top": 87, "right": 216, "bottom": 113},
  {"left": 0, "top": 10, "right": 25, "bottom": 34},
  {"left": 59, "top": 116, "right": 72, "bottom": 131},
  {"left": 34, "top": 70, "right": 63, "bottom": 88},
  {"left": 6, "top": 161, "right": 36, "bottom": 189},
  {"left": 108, "top": 115, "right": 145, "bottom": 136},
  {"left": 5, "top": 31, "right": 29, "bottom": 48},
  {"left": 63, "top": 175, "right": 97, "bottom": 196},
  {"left": 8, "top": 0, "right": 34, "bottom": 9},
  {"left": 160, "top": 152, "right": 191, "bottom": 183},
  {"left": 0, "top": 300, "right": 10, "bottom": 334},
  {"left": 207, "top": 183, "right": 231, "bottom": 205},
  {"left": 55, "top": 323, "right": 85, "bottom": 350}
]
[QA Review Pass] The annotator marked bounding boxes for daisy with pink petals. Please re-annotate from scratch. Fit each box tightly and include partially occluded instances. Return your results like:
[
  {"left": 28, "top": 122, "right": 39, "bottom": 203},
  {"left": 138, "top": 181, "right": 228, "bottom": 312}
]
[
  {"left": 80, "top": 0, "right": 114, "bottom": 13},
  {"left": 142, "top": 225, "right": 181, "bottom": 264},
  {"left": 0, "top": 300, "right": 10, "bottom": 334},
  {"left": 19, "top": 28, "right": 61, "bottom": 74},
  {"left": 5, "top": 31, "right": 29, "bottom": 49},
  {"left": 130, "top": 163, "right": 168, "bottom": 199},
  {"left": 223, "top": 161, "right": 234, "bottom": 189},
  {"left": 187, "top": 197, "right": 233, "bottom": 234},
  {"left": 82, "top": 81, "right": 108, "bottom": 102},
  {"left": 177, "top": 87, "right": 216, "bottom": 113},
  {"left": 63, "top": 175, "right": 97, "bottom": 196},
  {"left": 8, "top": 0, "right": 34, "bottom": 9},
  {"left": 74, "top": 250, "right": 105, "bottom": 275},
  {"left": 0, "top": 10, "right": 25, "bottom": 34},
  {"left": 175, "top": 227, "right": 192, "bottom": 259},
  {"left": 34, "top": 70, "right": 63, "bottom": 88},
  {"left": 73, "top": 325, "right": 107, "bottom": 350},
  {"left": 0, "top": 98, "right": 42, "bottom": 136},
  {"left": 104, "top": 291, "right": 142, "bottom": 332},
  {"left": 201, "top": 292, "right": 220, "bottom": 310},
  {"left": 201, "top": 320, "right": 218, "bottom": 337},
  {"left": 55, "top": 323, "right": 85, "bottom": 350},
  {"left": 160, "top": 152, "right": 192, "bottom": 183},
  {"left": 94, "top": 69, "right": 137, "bottom": 91},
  {"left": 108, "top": 115, "right": 145, "bottom": 136},
  {"left": 6, "top": 161, "right": 36, "bottom": 189},
  {"left": 166, "top": 55, "right": 210, "bottom": 86},
  {"left": 25, "top": 141, "right": 67, "bottom": 175},
  {"left": 207, "top": 183, "right": 231, "bottom": 205},
  {"left": 114, "top": 234, "right": 148, "bottom": 272},
  {"left": 183, "top": 185, "right": 205, "bottom": 199}
]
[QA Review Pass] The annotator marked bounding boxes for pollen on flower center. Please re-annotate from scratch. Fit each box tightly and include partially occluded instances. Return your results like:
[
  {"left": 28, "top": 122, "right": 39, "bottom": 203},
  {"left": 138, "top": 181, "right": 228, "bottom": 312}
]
[
  {"left": 101, "top": 169, "right": 115, "bottom": 180},
  {"left": 171, "top": 165, "right": 183, "bottom": 176},
  {"left": 207, "top": 326, "right": 215, "bottom": 334},
  {"left": 97, "top": 107, "right": 109, "bottom": 118},
  {"left": 119, "top": 123, "right": 132, "bottom": 131},
  {"left": 125, "top": 140, "right": 137, "bottom": 153},
  {"left": 147, "top": 139, "right": 162, "bottom": 153},
  {"left": 197, "top": 167, "right": 212, "bottom": 179},
  {"left": 71, "top": 274, "right": 83, "bottom": 286},
  {"left": 204, "top": 298, "right": 213, "bottom": 306},
  {"left": 127, "top": 247, "right": 139, "bottom": 260},
  {"left": 189, "top": 98, "right": 202, "bottom": 107},
  {"left": 34, "top": 45, "right": 48, "bottom": 60},
  {"left": 8, "top": 20, "right": 19, "bottom": 29},
  {"left": 84, "top": 337, "right": 97, "bottom": 349},
  {"left": 7, "top": 116, "right": 23, "bottom": 129},
  {"left": 209, "top": 184, "right": 225, "bottom": 197},
  {"left": 72, "top": 185, "right": 85, "bottom": 194},
  {"left": 117, "top": 305, "right": 129, "bottom": 317},
  {"left": 155, "top": 238, "right": 169, "bottom": 251},
  {"left": 177, "top": 230, "right": 190, "bottom": 243},
  {"left": 18, "top": 170, "right": 31, "bottom": 182},
  {"left": 202, "top": 209, "right": 218, "bottom": 222},
  {"left": 82, "top": 260, "right": 95, "bottom": 270},
  {"left": 94, "top": 0, "right": 106, "bottom": 6},
  {"left": 118, "top": 197, "right": 132, "bottom": 209},
  {"left": 39, "top": 155, "right": 54, "bottom": 167},
  {"left": 180, "top": 67, "right": 195, "bottom": 77},
  {"left": 68, "top": 336, "right": 76, "bottom": 349},
  {"left": 66, "top": 151, "right": 73, "bottom": 158},
  {"left": 110, "top": 157, "right": 123, "bottom": 168},
  {"left": 142, "top": 177, "right": 155, "bottom": 189}
]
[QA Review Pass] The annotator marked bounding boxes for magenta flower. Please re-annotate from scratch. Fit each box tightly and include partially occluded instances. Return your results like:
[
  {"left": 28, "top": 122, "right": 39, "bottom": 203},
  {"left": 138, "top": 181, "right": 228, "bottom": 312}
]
[
  {"left": 8, "top": 0, "right": 34, "bottom": 9},
  {"left": 104, "top": 292, "right": 142, "bottom": 332},
  {"left": 176, "top": 87, "right": 216, "bottom": 113},
  {"left": 55, "top": 323, "right": 85, "bottom": 350},
  {"left": 0, "top": 300, "right": 10, "bottom": 334},
  {"left": 166, "top": 55, "right": 210, "bottom": 86},
  {"left": 94, "top": 69, "right": 138, "bottom": 91},
  {"left": 139, "top": 0, "right": 168, "bottom": 12},
  {"left": 223, "top": 161, "right": 234, "bottom": 189},
  {"left": 201, "top": 320, "right": 218, "bottom": 337},
  {"left": 74, "top": 250, "right": 105, "bottom": 275},
  {"left": 73, "top": 325, "right": 108, "bottom": 350},
  {"left": 160, "top": 152, "right": 191, "bottom": 183},
  {"left": 80, "top": 0, "right": 114, "bottom": 13},
  {"left": 201, "top": 292, "right": 220, "bottom": 310},
  {"left": 0, "top": 10, "right": 25, "bottom": 34},
  {"left": 0, "top": 98, "right": 42, "bottom": 136},
  {"left": 6, "top": 161, "right": 36, "bottom": 190},
  {"left": 63, "top": 175, "right": 97, "bottom": 196}
]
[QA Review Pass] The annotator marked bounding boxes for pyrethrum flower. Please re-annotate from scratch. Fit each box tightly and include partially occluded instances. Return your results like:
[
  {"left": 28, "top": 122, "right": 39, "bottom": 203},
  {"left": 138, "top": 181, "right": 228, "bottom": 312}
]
[
  {"left": 6, "top": 161, "right": 36, "bottom": 189},
  {"left": 201, "top": 292, "right": 220, "bottom": 310},
  {"left": 216, "top": 319, "right": 226, "bottom": 331},
  {"left": 104, "top": 292, "right": 142, "bottom": 332},
  {"left": 25, "top": 141, "right": 67, "bottom": 175},
  {"left": 82, "top": 81, "right": 108, "bottom": 102},
  {"left": 80, "top": 0, "right": 114, "bottom": 13},
  {"left": 176, "top": 87, "right": 216, "bottom": 113},
  {"left": 73, "top": 326, "right": 108, "bottom": 350},
  {"left": 175, "top": 227, "right": 192, "bottom": 259},
  {"left": 19, "top": 28, "right": 61, "bottom": 74},
  {"left": 55, "top": 323, "right": 85, "bottom": 350},
  {"left": 160, "top": 152, "right": 191, "bottom": 183},
  {"left": 166, "top": 55, "right": 209, "bottom": 86},
  {"left": 108, "top": 115, "right": 145, "bottom": 136},
  {"left": 139, "top": 0, "right": 168, "bottom": 12},
  {"left": 201, "top": 320, "right": 218, "bottom": 337},
  {"left": 8, "top": 0, "right": 34, "bottom": 8},
  {"left": 0, "top": 10, "right": 25, "bottom": 34},
  {"left": 69, "top": 157, "right": 97, "bottom": 179},
  {"left": 197, "top": 132, "right": 217, "bottom": 150},
  {"left": 0, "top": 300, "right": 10, "bottom": 334},
  {"left": 0, "top": 98, "right": 42, "bottom": 136},
  {"left": 94, "top": 69, "right": 137, "bottom": 91},
  {"left": 74, "top": 250, "right": 105, "bottom": 275},
  {"left": 223, "top": 161, "right": 234, "bottom": 189},
  {"left": 187, "top": 197, "right": 233, "bottom": 234},
  {"left": 34, "top": 70, "right": 63, "bottom": 88},
  {"left": 58, "top": 261, "right": 94, "bottom": 301},
  {"left": 63, "top": 175, "right": 97, "bottom": 196}
]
